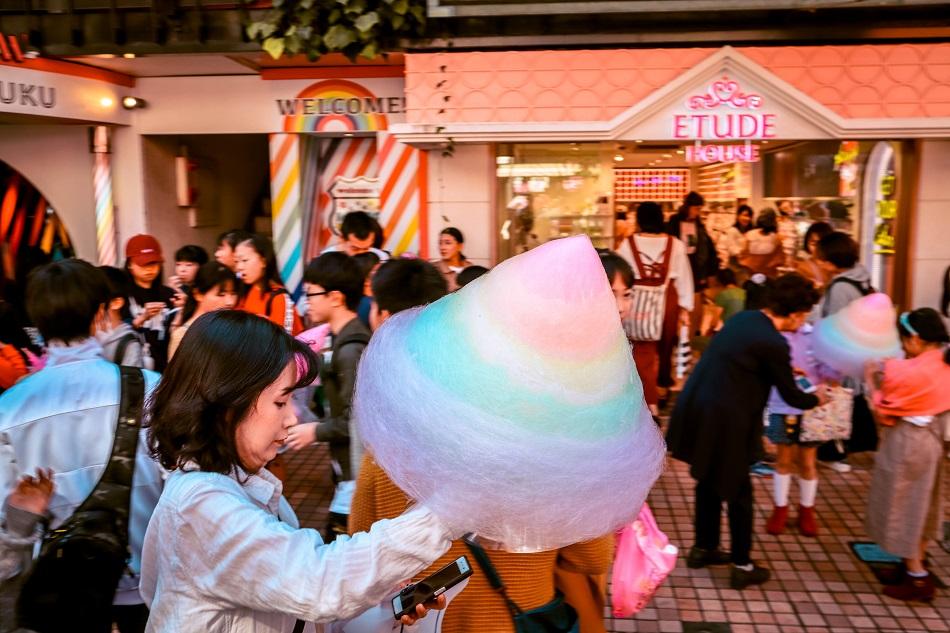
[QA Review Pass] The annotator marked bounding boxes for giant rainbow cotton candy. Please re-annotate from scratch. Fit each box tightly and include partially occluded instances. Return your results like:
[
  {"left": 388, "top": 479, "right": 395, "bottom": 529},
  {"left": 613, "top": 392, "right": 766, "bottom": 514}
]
[
  {"left": 354, "top": 235, "right": 665, "bottom": 551},
  {"left": 813, "top": 292, "right": 902, "bottom": 378}
]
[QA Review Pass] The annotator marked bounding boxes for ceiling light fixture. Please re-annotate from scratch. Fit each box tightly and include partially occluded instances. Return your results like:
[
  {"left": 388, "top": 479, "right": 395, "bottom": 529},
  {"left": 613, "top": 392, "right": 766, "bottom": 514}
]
[
  {"left": 99, "top": 96, "right": 114, "bottom": 108},
  {"left": 121, "top": 96, "right": 146, "bottom": 109},
  {"left": 613, "top": 154, "right": 624, "bottom": 162}
]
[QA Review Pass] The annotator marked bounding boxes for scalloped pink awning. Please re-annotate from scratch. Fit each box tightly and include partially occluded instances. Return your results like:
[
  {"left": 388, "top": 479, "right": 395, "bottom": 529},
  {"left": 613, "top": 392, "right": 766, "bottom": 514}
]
[{"left": 405, "top": 44, "right": 950, "bottom": 124}]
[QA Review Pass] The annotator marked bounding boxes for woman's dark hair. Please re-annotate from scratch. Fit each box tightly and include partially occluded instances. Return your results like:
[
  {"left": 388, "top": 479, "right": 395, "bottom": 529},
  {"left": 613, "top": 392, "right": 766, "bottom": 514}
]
[
  {"left": 456, "top": 265, "right": 489, "bottom": 288},
  {"left": 764, "top": 273, "right": 820, "bottom": 317},
  {"left": 755, "top": 208, "right": 779, "bottom": 235},
  {"left": 99, "top": 265, "right": 133, "bottom": 321},
  {"left": 676, "top": 191, "right": 704, "bottom": 220},
  {"left": 743, "top": 274, "right": 770, "bottom": 310},
  {"left": 684, "top": 191, "right": 704, "bottom": 207},
  {"left": 352, "top": 251, "right": 381, "bottom": 282},
  {"left": 715, "top": 267, "right": 737, "bottom": 287},
  {"left": 237, "top": 234, "right": 282, "bottom": 294},
  {"left": 175, "top": 244, "right": 209, "bottom": 266},
  {"left": 304, "top": 251, "right": 365, "bottom": 311},
  {"left": 217, "top": 230, "right": 252, "bottom": 250},
  {"left": 148, "top": 310, "right": 318, "bottom": 474},
  {"left": 440, "top": 227, "right": 467, "bottom": 262},
  {"left": 943, "top": 265, "right": 950, "bottom": 318},
  {"left": 802, "top": 221, "right": 834, "bottom": 254},
  {"left": 816, "top": 231, "right": 859, "bottom": 269},
  {"left": 599, "top": 251, "right": 635, "bottom": 289},
  {"left": 372, "top": 258, "right": 448, "bottom": 315},
  {"left": 181, "top": 263, "right": 238, "bottom": 324},
  {"left": 734, "top": 205, "right": 754, "bottom": 233},
  {"left": 897, "top": 307, "right": 950, "bottom": 364},
  {"left": 635, "top": 201, "right": 666, "bottom": 234},
  {"left": 26, "top": 259, "right": 109, "bottom": 344}
]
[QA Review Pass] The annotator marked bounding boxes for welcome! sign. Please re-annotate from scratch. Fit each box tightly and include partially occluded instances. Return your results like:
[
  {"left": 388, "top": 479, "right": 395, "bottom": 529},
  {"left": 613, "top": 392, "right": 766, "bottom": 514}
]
[
  {"left": 672, "top": 77, "right": 777, "bottom": 140},
  {"left": 279, "top": 79, "right": 405, "bottom": 133}
]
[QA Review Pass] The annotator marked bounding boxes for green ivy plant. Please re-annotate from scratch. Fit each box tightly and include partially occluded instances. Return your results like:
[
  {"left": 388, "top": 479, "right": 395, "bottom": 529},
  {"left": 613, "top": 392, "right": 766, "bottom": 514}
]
[{"left": 244, "top": 0, "right": 427, "bottom": 61}]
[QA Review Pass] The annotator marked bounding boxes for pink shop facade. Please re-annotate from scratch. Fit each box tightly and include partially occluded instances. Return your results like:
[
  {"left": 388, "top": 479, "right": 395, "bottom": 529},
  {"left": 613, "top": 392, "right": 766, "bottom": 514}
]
[{"left": 398, "top": 44, "right": 950, "bottom": 312}]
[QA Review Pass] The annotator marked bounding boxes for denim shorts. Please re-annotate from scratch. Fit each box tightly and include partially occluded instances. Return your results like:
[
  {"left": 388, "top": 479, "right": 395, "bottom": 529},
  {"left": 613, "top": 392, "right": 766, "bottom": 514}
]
[{"left": 766, "top": 413, "right": 820, "bottom": 446}]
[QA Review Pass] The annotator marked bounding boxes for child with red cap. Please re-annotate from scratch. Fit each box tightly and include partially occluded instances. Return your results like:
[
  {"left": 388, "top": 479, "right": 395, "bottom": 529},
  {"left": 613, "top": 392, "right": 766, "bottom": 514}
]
[{"left": 124, "top": 234, "right": 175, "bottom": 371}]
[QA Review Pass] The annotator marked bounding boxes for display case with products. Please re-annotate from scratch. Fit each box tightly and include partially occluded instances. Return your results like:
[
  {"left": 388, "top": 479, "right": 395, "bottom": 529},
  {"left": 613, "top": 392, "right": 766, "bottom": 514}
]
[{"left": 496, "top": 143, "right": 613, "bottom": 261}]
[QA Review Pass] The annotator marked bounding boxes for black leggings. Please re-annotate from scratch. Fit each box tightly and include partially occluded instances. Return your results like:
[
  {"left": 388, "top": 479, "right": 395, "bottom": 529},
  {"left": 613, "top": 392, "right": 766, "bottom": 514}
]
[
  {"left": 694, "top": 476, "right": 754, "bottom": 566},
  {"left": 113, "top": 604, "right": 149, "bottom": 633}
]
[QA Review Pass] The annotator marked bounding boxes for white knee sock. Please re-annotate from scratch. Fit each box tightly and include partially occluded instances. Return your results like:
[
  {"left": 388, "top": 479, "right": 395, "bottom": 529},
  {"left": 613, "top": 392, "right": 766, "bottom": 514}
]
[
  {"left": 773, "top": 473, "right": 791, "bottom": 507},
  {"left": 799, "top": 477, "right": 818, "bottom": 507}
]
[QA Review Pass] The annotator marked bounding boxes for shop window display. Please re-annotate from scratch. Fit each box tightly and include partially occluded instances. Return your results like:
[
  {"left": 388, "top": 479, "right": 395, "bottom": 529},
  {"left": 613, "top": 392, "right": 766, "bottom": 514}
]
[{"left": 496, "top": 143, "right": 612, "bottom": 260}]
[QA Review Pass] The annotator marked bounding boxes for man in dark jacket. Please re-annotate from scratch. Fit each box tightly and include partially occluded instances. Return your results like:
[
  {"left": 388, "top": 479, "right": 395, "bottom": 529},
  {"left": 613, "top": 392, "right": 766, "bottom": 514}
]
[
  {"left": 287, "top": 252, "right": 370, "bottom": 539},
  {"left": 666, "top": 274, "right": 825, "bottom": 590}
]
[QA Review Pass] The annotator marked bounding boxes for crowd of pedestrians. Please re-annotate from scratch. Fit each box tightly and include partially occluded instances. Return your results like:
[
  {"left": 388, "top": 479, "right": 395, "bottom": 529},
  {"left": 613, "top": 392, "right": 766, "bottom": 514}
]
[{"left": 0, "top": 194, "right": 947, "bottom": 633}]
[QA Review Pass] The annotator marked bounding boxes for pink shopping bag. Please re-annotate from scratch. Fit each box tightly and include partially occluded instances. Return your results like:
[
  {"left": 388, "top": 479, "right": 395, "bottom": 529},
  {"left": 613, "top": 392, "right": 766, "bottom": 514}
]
[{"left": 610, "top": 503, "right": 678, "bottom": 617}]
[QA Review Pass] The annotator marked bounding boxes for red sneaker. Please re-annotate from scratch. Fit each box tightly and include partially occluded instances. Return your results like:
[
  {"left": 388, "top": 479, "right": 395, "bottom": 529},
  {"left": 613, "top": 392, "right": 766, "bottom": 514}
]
[
  {"left": 766, "top": 505, "right": 789, "bottom": 535},
  {"left": 798, "top": 505, "right": 819, "bottom": 537}
]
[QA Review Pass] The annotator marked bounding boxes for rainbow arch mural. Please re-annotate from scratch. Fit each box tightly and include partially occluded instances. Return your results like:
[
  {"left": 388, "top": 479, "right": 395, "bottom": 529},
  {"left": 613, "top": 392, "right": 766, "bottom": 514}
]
[{"left": 281, "top": 79, "right": 392, "bottom": 133}]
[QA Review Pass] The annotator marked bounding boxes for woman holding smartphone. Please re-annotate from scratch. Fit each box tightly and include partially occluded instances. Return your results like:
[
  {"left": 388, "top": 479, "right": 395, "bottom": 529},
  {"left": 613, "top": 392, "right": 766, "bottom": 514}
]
[
  {"left": 124, "top": 234, "right": 176, "bottom": 371},
  {"left": 142, "top": 310, "right": 456, "bottom": 631}
]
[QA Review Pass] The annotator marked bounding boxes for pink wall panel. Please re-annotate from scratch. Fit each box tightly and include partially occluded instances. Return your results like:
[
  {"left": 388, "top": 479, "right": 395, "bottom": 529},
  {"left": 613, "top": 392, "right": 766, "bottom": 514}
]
[
  {"left": 405, "top": 44, "right": 950, "bottom": 124},
  {"left": 405, "top": 49, "right": 716, "bottom": 124},
  {"left": 738, "top": 44, "right": 950, "bottom": 118}
]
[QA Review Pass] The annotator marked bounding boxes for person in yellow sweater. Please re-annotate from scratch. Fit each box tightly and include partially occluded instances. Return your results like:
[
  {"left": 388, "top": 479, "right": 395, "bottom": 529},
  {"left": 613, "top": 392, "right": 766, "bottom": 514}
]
[
  {"left": 350, "top": 456, "right": 614, "bottom": 633},
  {"left": 350, "top": 257, "right": 614, "bottom": 633}
]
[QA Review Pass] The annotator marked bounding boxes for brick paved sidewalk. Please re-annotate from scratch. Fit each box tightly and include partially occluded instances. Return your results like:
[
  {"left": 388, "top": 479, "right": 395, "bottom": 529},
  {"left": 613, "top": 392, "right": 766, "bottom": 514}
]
[{"left": 283, "top": 445, "right": 950, "bottom": 632}]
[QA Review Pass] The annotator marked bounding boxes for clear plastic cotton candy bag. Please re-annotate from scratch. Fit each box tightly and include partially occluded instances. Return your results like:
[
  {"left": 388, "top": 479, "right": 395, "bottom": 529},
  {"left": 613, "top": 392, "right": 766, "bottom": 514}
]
[{"left": 354, "top": 235, "right": 666, "bottom": 551}]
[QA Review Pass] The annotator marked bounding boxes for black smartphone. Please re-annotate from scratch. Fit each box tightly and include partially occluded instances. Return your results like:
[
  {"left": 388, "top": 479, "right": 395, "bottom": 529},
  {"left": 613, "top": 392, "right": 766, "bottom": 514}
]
[{"left": 391, "top": 556, "right": 472, "bottom": 620}]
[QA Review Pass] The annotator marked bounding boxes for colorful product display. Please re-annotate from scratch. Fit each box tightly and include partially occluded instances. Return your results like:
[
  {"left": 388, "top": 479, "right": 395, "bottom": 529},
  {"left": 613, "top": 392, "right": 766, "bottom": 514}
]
[
  {"left": 354, "top": 235, "right": 665, "bottom": 551},
  {"left": 812, "top": 292, "right": 903, "bottom": 378}
]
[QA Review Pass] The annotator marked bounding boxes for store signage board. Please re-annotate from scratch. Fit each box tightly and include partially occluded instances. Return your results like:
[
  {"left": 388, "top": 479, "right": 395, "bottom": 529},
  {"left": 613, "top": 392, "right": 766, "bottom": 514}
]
[
  {"left": 136, "top": 76, "right": 406, "bottom": 134},
  {"left": 328, "top": 175, "right": 381, "bottom": 237},
  {"left": 673, "top": 77, "right": 776, "bottom": 140},
  {"left": 0, "top": 64, "right": 128, "bottom": 124},
  {"left": 623, "top": 64, "right": 835, "bottom": 141},
  {"left": 684, "top": 142, "right": 760, "bottom": 163}
]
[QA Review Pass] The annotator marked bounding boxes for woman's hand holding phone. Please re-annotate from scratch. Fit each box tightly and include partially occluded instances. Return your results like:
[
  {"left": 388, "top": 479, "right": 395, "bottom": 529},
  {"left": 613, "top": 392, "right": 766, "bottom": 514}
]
[{"left": 398, "top": 595, "right": 447, "bottom": 626}]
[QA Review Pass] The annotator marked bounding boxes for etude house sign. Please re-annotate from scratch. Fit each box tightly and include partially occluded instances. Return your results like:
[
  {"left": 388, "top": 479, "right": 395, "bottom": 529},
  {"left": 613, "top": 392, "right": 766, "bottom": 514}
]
[
  {"left": 673, "top": 77, "right": 776, "bottom": 140},
  {"left": 673, "top": 76, "right": 775, "bottom": 163}
]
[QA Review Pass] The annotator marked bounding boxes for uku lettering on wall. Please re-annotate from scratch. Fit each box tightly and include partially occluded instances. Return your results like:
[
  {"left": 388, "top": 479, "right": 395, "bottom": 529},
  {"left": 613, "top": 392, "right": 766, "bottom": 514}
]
[{"left": 0, "top": 81, "right": 55, "bottom": 109}]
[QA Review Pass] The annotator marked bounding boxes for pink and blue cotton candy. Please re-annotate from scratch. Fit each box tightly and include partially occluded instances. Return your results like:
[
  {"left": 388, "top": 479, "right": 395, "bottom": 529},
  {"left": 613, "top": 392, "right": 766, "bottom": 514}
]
[
  {"left": 813, "top": 292, "right": 902, "bottom": 379},
  {"left": 354, "top": 236, "right": 665, "bottom": 551}
]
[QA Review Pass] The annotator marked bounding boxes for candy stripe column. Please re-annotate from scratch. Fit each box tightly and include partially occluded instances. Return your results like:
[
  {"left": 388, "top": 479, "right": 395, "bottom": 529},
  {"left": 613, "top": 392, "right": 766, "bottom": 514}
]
[
  {"left": 269, "top": 133, "right": 304, "bottom": 298},
  {"left": 376, "top": 131, "right": 427, "bottom": 257},
  {"left": 92, "top": 126, "right": 118, "bottom": 266}
]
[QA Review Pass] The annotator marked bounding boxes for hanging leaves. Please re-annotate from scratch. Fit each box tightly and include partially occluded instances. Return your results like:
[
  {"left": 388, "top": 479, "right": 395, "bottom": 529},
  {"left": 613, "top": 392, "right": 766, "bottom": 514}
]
[{"left": 243, "top": 0, "right": 427, "bottom": 61}]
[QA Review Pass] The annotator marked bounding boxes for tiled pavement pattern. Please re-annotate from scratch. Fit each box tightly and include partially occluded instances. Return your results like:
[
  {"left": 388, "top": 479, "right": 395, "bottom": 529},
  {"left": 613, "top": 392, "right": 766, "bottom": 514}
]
[{"left": 283, "top": 444, "right": 950, "bottom": 632}]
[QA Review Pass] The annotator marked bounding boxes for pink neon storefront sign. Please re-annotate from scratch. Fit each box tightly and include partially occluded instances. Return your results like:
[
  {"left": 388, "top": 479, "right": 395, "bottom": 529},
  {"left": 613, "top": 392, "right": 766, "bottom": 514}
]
[{"left": 673, "top": 77, "right": 776, "bottom": 140}]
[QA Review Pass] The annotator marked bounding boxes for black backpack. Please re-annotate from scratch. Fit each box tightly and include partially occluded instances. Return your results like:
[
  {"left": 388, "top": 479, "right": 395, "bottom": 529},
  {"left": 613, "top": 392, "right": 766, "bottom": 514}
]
[{"left": 16, "top": 366, "right": 145, "bottom": 633}]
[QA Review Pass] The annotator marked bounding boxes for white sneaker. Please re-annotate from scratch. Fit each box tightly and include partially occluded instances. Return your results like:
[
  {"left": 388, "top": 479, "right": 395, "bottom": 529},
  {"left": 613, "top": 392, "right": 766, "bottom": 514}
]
[{"left": 829, "top": 461, "right": 852, "bottom": 473}]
